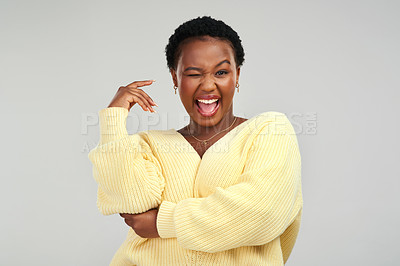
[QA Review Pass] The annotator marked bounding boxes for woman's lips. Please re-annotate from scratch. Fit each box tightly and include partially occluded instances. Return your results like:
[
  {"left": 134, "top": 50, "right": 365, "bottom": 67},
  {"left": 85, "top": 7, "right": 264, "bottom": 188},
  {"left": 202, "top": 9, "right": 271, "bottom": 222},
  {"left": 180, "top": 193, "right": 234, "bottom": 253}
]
[{"left": 195, "top": 99, "right": 220, "bottom": 117}]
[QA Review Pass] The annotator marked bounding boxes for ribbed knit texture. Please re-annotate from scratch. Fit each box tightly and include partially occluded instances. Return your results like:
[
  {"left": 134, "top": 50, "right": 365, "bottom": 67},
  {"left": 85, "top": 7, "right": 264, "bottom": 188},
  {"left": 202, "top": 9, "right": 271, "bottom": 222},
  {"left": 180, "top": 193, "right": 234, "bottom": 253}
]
[{"left": 88, "top": 107, "right": 303, "bottom": 266}]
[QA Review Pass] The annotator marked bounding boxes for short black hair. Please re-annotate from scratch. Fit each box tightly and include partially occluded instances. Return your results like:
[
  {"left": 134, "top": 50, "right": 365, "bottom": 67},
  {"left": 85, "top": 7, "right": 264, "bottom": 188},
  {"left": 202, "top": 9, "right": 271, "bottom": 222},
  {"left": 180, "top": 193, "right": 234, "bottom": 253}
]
[{"left": 165, "top": 16, "right": 245, "bottom": 71}]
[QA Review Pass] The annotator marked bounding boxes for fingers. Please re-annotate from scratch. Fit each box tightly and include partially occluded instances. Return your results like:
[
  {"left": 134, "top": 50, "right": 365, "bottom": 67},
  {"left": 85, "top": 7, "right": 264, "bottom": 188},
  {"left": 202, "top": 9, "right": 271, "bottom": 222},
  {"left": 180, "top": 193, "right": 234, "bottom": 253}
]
[
  {"left": 125, "top": 80, "right": 155, "bottom": 88},
  {"left": 128, "top": 91, "right": 156, "bottom": 112},
  {"left": 141, "top": 91, "right": 158, "bottom": 107},
  {"left": 109, "top": 79, "right": 158, "bottom": 112},
  {"left": 126, "top": 80, "right": 158, "bottom": 112},
  {"left": 123, "top": 81, "right": 157, "bottom": 112}
]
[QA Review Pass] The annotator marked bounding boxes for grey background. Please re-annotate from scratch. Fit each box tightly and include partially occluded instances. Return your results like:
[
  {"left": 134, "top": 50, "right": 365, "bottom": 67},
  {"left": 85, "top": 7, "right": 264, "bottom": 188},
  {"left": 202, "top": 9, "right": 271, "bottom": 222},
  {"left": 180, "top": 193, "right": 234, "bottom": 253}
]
[{"left": 1, "top": 0, "right": 399, "bottom": 265}]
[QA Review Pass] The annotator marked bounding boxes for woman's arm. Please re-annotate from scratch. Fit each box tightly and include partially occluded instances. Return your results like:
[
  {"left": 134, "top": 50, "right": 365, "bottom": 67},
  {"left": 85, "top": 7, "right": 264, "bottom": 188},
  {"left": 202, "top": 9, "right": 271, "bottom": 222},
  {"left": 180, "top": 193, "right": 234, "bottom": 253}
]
[
  {"left": 88, "top": 107, "right": 165, "bottom": 215},
  {"left": 156, "top": 114, "right": 303, "bottom": 253}
]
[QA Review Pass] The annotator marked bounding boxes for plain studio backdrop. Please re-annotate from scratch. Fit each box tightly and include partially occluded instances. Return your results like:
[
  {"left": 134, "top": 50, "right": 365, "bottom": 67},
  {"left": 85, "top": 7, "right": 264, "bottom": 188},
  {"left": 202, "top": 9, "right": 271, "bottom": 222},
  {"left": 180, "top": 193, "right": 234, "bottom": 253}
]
[{"left": 1, "top": 0, "right": 399, "bottom": 265}]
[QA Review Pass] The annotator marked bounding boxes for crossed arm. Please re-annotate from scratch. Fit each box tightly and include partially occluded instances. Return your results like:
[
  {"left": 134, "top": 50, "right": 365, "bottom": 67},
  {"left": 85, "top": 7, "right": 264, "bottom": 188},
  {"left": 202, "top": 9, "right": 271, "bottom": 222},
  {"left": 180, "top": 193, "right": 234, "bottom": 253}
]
[{"left": 88, "top": 107, "right": 302, "bottom": 252}]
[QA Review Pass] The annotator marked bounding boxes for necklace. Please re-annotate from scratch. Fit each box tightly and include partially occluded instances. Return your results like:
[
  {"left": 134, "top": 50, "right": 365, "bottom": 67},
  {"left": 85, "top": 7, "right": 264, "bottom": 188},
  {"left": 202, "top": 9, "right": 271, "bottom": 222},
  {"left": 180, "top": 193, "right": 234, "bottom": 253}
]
[{"left": 188, "top": 116, "right": 238, "bottom": 147}]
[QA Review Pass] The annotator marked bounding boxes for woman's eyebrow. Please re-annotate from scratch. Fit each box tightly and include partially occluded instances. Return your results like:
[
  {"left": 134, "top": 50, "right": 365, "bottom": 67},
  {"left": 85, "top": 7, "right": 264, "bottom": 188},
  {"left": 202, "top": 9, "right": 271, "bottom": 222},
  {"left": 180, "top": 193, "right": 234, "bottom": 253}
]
[
  {"left": 184, "top": 60, "right": 231, "bottom": 72},
  {"left": 184, "top": 66, "right": 201, "bottom": 72},
  {"left": 216, "top": 59, "right": 230, "bottom": 67}
]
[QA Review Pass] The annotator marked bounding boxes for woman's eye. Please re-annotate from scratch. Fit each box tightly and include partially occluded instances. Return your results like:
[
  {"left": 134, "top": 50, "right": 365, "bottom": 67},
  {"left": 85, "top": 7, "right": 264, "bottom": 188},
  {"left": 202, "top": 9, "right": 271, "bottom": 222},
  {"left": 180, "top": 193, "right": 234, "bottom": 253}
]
[
  {"left": 188, "top": 74, "right": 200, "bottom": 77},
  {"left": 216, "top": 70, "right": 228, "bottom": 76}
]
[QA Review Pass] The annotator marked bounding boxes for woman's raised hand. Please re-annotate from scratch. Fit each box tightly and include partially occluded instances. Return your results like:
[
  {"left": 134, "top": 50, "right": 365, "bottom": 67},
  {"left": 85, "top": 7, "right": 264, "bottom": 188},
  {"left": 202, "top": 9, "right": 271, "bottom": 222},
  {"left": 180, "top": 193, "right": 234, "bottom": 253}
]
[{"left": 107, "top": 80, "right": 158, "bottom": 112}]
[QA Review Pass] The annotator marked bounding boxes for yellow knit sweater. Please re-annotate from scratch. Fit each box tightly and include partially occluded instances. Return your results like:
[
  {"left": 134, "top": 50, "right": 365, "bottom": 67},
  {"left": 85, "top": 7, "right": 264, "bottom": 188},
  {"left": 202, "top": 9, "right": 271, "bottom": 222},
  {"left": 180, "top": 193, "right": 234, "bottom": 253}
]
[{"left": 88, "top": 107, "right": 303, "bottom": 266}]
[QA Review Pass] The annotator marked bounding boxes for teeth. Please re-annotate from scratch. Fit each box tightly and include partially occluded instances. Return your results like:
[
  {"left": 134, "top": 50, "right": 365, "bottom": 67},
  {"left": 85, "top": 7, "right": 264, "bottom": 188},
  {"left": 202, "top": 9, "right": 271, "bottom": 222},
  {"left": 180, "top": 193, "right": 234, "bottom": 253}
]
[{"left": 197, "top": 99, "right": 218, "bottom": 104}]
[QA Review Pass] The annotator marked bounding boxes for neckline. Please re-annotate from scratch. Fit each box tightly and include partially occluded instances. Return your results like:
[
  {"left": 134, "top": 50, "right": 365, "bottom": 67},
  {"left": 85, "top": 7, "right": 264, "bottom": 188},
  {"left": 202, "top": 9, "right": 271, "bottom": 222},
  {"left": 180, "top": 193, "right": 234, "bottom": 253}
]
[{"left": 171, "top": 114, "right": 259, "bottom": 161}]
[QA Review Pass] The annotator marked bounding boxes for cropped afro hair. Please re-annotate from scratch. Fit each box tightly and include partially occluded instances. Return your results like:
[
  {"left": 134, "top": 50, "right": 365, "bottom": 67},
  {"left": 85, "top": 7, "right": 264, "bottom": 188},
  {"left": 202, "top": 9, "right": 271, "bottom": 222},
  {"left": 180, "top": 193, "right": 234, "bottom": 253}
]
[{"left": 165, "top": 16, "right": 245, "bottom": 71}]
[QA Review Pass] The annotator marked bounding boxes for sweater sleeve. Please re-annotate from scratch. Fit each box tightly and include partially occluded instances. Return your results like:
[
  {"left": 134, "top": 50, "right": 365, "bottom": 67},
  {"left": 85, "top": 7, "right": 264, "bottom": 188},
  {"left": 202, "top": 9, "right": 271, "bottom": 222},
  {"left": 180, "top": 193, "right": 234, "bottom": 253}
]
[
  {"left": 156, "top": 114, "right": 302, "bottom": 253},
  {"left": 88, "top": 107, "right": 165, "bottom": 215}
]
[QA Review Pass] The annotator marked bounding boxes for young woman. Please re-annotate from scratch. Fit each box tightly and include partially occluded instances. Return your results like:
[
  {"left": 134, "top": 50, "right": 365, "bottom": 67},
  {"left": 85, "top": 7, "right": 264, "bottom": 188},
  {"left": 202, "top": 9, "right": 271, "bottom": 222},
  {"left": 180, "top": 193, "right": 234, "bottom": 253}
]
[{"left": 89, "top": 16, "right": 303, "bottom": 265}]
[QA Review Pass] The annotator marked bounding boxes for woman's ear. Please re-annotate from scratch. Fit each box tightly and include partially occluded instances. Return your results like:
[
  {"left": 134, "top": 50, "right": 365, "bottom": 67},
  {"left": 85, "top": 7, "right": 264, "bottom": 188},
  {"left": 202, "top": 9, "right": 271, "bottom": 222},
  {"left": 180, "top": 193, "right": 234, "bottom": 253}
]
[
  {"left": 170, "top": 68, "right": 178, "bottom": 87},
  {"left": 236, "top": 67, "right": 241, "bottom": 85}
]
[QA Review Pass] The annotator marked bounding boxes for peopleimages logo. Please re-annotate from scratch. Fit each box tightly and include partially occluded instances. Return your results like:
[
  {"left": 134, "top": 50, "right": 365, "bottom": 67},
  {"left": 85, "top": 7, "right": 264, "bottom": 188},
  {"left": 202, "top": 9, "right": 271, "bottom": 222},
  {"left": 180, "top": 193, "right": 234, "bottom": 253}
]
[{"left": 80, "top": 111, "right": 318, "bottom": 153}]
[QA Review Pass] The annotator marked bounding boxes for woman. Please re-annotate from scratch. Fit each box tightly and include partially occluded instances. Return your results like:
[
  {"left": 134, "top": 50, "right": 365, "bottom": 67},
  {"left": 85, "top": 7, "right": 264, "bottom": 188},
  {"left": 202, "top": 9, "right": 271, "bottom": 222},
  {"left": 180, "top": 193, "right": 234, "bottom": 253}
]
[{"left": 88, "top": 16, "right": 303, "bottom": 266}]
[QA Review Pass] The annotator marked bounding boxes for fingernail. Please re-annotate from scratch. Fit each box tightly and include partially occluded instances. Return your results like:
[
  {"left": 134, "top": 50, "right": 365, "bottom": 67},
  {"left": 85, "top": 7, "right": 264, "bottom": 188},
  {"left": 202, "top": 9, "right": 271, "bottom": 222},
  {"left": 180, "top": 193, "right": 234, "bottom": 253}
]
[
  {"left": 151, "top": 79, "right": 156, "bottom": 82},
  {"left": 150, "top": 99, "right": 158, "bottom": 106}
]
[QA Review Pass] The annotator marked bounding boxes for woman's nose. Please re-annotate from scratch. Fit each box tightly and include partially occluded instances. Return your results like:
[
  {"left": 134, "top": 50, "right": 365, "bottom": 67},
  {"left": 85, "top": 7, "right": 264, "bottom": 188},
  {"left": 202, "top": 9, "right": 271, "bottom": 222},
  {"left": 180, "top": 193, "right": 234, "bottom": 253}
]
[{"left": 200, "top": 74, "right": 217, "bottom": 91}]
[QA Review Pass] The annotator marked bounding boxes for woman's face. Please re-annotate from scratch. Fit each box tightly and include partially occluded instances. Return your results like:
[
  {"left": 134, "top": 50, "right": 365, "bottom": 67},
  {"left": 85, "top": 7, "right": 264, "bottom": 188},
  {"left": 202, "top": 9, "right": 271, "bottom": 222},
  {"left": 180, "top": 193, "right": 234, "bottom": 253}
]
[{"left": 170, "top": 36, "right": 240, "bottom": 128}]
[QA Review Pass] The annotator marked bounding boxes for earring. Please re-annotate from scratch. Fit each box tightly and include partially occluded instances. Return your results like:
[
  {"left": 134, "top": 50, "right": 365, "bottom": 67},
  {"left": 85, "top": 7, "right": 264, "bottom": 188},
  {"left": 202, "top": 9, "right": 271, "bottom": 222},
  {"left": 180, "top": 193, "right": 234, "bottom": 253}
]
[
  {"left": 174, "top": 85, "right": 178, "bottom": 94},
  {"left": 236, "top": 83, "right": 240, "bottom": 93}
]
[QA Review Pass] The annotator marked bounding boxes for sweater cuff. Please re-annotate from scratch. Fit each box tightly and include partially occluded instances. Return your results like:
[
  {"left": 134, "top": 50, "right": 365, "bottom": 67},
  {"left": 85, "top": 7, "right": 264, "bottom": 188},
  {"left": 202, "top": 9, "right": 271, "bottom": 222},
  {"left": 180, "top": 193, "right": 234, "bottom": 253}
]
[
  {"left": 99, "top": 107, "right": 129, "bottom": 145},
  {"left": 157, "top": 201, "right": 177, "bottom": 238}
]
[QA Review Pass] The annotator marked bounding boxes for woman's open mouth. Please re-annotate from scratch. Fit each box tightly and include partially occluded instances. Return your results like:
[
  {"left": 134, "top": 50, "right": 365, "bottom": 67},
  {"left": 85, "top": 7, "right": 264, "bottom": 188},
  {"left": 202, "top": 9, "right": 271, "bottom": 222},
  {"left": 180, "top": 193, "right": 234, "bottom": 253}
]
[{"left": 195, "top": 98, "right": 220, "bottom": 117}]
